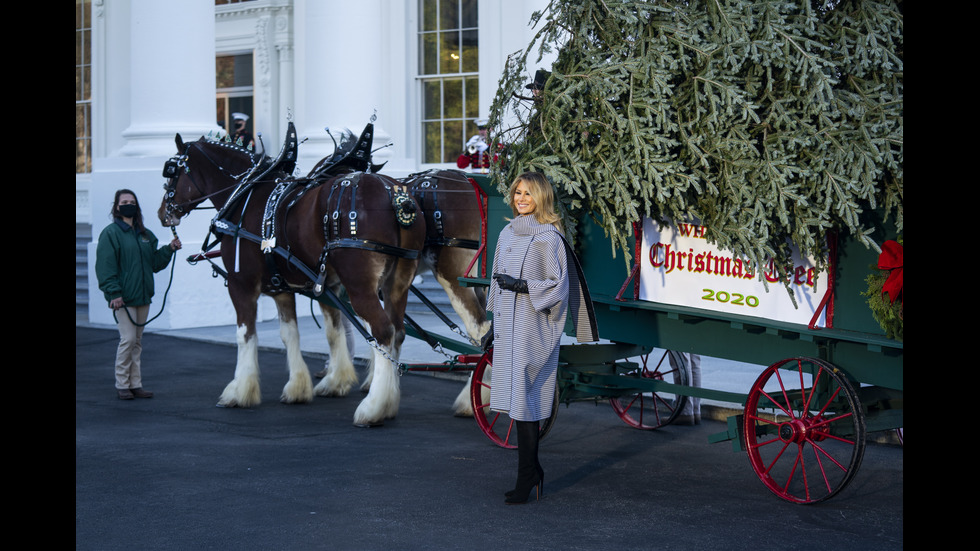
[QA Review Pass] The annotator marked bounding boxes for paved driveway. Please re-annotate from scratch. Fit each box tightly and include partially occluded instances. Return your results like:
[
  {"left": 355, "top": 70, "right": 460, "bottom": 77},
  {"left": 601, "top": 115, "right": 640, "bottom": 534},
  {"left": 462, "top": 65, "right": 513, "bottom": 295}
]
[{"left": 76, "top": 327, "right": 903, "bottom": 551}]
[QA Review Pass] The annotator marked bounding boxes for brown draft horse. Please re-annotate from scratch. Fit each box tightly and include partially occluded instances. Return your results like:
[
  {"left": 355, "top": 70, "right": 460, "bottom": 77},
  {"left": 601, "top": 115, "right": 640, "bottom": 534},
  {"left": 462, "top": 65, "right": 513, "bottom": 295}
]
[
  {"left": 403, "top": 169, "right": 491, "bottom": 415},
  {"left": 158, "top": 128, "right": 425, "bottom": 426},
  {"left": 304, "top": 124, "right": 492, "bottom": 417}
]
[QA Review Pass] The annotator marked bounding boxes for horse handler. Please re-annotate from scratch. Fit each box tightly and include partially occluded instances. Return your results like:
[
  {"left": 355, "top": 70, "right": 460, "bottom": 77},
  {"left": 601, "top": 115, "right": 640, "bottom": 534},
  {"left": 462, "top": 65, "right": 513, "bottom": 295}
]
[{"left": 96, "top": 189, "right": 181, "bottom": 400}]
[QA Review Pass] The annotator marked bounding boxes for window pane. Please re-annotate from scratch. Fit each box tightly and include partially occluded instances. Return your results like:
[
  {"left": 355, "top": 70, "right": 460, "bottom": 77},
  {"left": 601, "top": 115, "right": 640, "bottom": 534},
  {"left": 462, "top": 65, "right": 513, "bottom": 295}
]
[
  {"left": 216, "top": 98, "right": 227, "bottom": 131},
  {"left": 76, "top": 103, "right": 91, "bottom": 173},
  {"left": 443, "top": 78, "right": 462, "bottom": 119},
  {"left": 464, "top": 119, "right": 479, "bottom": 142},
  {"left": 465, "top": 76, "right": 479, "bottom": 119},
  {"left": 76, "top": 104, "right": 86, "bottom": 141},
  {"left": 216, "top": 56, "right": 235, "bottom": 89},
  {"left": 76, "top": 140, "right": 88, "bottom": 173},
  {"left": 439, "top": 31, "right": 459, "bottom": 74},
  {"left": 443, "top": 119, "right": 463, "bottom": 163},
  {"left": 420, "top": 0, "right": 438, "bottom": 32},
  {"left": 440, "top": 0, "right": 459, "bottom": 30},
  {"left": 461, "top": 0, "right": 478, "bottom": 28},
  {"left": 232, "top": 54, "right": 253, "bottom": 87},
  {"left": 422, "top": 80, "right": 441, "bottom": 119},
  {"left": 216, "top": 54, "right": 253, "bottom": 89},
  {"left": 82, "top": 29, "right": 90, "bottom": 64},
  {"left": 423, "top": 121, "right": 442, "bottom": 164},
  {"left": 461, "top": 29, "right": 478, "bottom": 73},
  {"left": 419, "top": 32, "right": 438, "bottom": 75}
]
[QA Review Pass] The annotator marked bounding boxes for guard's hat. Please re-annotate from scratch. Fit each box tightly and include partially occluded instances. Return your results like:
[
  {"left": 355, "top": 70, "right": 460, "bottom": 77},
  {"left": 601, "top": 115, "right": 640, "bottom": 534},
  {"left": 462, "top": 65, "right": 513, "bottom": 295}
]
[
  {"left": 474, "top": 118, "right": 489, "bottom": 129},
  {"left": 232, "top": 112, "right": 249, "bottom": 122},
  {"left": 525, "top": 69, "right": 550, "bottom": 91}
]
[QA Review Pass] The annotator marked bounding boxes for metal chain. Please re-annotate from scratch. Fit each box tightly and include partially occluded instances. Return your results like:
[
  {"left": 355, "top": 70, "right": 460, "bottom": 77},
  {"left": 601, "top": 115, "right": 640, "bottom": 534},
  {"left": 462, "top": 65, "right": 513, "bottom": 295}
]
[
  {"left": 362, "top": 337, "right": 410, "bottom": 375},
  {"left": 450, "top": 325, "right": 479, "bottom": 346}
]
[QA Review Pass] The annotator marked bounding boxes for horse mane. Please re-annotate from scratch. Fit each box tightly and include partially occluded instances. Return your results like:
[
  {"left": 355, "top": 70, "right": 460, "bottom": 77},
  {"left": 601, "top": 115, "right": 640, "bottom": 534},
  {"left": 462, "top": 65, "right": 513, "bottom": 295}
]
[
  {"left": 202, "top": 132, "right": 267, "bottom": 168},
  {"left": 307, "top": 120, "right": 386, "bottom": 179}
]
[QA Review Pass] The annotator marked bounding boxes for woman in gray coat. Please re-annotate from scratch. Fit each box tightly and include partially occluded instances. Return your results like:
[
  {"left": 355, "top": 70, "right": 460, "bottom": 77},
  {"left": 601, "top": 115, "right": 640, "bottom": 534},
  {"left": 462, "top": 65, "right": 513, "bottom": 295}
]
[{"left": 487, "top": 172, "right": 598, "bottom": 504}]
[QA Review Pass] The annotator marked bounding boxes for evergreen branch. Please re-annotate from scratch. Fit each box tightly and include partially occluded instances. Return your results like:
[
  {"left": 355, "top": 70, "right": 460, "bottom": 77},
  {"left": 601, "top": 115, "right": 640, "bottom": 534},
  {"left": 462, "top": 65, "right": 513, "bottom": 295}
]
[{"left": 489, "top": 0, "right": 901, "bottom": 271}]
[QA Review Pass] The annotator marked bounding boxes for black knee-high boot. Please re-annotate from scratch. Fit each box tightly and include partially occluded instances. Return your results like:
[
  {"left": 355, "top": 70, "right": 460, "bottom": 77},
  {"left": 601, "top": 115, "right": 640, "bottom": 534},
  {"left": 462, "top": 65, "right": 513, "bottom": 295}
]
[{"left": 505, "top": 420, "right": 542, "bottom": 504}]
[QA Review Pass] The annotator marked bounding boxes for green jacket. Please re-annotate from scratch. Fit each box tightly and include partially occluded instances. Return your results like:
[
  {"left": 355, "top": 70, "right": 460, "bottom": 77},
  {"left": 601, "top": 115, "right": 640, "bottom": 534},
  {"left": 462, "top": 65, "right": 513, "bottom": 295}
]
[{"left": 96, "top": 219, "right": 175, "bottom": 307}]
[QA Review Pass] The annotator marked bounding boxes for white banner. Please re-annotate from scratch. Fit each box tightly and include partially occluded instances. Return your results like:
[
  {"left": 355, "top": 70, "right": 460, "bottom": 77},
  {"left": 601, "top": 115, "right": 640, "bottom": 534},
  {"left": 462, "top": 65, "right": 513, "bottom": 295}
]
[{"left": 639, "top": 218, "right": 829, "bottom": 327}]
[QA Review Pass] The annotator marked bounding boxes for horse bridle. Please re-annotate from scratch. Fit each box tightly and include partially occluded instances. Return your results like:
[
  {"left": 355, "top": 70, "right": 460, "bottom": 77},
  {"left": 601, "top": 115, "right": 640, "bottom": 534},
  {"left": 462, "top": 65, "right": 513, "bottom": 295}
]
[{"left": 162, "top": 141, "right": 259, "bottom": 220}]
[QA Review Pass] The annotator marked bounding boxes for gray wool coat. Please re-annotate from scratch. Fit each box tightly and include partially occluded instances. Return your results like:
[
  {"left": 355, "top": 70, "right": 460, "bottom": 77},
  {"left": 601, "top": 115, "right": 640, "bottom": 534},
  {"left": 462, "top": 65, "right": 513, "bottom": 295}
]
[{"left": 488, "top": 215, "right": 599, "bottom": 421}]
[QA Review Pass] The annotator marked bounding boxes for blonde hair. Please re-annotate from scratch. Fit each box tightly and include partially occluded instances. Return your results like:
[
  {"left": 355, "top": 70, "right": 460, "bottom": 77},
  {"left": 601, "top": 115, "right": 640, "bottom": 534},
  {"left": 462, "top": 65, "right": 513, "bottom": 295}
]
[{"left": 508, "top": 172, "right": 563, "bottom": 232}]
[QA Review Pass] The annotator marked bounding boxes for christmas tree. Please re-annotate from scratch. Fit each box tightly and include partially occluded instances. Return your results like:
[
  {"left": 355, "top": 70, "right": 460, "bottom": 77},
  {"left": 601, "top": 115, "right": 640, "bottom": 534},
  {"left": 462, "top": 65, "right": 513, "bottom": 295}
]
[{"left": 488, "top": 0, "right": 903, "bottom": 273}]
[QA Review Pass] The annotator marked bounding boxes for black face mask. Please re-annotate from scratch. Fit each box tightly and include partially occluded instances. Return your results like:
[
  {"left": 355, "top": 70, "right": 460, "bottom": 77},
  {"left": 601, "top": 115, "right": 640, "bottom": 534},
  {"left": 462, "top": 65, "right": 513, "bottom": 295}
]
[{"left": 118, "top": 204, "right": 139, "bottom": 218}]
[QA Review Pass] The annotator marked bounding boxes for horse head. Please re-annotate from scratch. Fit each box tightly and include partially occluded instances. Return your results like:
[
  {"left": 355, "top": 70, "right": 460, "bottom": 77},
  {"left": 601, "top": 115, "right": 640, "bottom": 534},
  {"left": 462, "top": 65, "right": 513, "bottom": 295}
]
[{"left": 158, "top": 132, "right": 263, "bottom": 227}]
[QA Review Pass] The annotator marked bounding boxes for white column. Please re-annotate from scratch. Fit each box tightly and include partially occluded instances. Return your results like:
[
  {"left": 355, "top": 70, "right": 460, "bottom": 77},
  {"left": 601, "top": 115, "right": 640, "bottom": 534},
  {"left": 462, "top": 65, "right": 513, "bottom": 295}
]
[
  {"left": 294, "top": 0, "right": 391, "bottom": 174},
  {"left": 119, "top": 1, "right": 220, "bottom": 156},
  {"left": 88, "top": 0, "right": 232, "bottom": 329},
  {"left": 276, "top": 43, "right": 295, "bottom": 139}
]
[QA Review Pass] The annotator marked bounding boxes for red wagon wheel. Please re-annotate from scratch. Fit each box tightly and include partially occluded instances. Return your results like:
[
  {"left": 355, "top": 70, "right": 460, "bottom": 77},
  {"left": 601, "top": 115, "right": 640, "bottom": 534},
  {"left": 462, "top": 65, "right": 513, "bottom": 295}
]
[
  {"left": 470, "top": 349, "right": 557, "bottom": 449},
  {"left": 609, "top": 351, "right": 689, "bottom": 430},
  {"left": 743, "top": 357, "right": 866, "bottom": 504}
]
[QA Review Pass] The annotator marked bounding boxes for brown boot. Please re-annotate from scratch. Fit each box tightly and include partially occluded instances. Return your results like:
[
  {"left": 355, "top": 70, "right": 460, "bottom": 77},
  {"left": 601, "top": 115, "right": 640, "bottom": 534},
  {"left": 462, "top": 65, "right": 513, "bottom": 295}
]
[
  {"left": 118, "top": 389, "right": 134, "bottom": 400},
  {"left": 131, "top": 388, "right": 154, "bottom": 399}
]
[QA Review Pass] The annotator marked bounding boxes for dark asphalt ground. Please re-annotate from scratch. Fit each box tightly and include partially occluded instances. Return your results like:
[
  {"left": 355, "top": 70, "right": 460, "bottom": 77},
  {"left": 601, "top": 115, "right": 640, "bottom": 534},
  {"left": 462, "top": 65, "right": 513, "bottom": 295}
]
[{"left": 76, "top": 326, "right": 903, "bottom": 551}]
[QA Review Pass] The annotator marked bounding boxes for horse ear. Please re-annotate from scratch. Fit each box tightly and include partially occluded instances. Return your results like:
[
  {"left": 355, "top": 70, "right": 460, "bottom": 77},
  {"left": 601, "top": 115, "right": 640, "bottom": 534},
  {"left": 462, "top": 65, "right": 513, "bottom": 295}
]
[{"left": 175, "top": 133, "right": 184, "bottom": 150}]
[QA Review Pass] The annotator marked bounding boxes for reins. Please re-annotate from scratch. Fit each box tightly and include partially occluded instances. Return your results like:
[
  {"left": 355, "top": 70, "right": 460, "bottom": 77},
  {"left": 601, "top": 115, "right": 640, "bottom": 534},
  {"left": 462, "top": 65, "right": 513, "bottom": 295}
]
[{"left": 112, "top": 225, "right": 180, "bottom": 328}]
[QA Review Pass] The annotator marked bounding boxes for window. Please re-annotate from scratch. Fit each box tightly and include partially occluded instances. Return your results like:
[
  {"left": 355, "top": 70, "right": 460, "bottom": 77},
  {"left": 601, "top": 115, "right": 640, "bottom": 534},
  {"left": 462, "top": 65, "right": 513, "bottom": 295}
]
[
  {"left": 418, "top": 0, "right": 479, "bottom": 164},
  {"left": 216, "top": 53, "right": 254, "bottom": 139},
  {"left": 76, "top": 0, "right": 92, "bottom": 173}
]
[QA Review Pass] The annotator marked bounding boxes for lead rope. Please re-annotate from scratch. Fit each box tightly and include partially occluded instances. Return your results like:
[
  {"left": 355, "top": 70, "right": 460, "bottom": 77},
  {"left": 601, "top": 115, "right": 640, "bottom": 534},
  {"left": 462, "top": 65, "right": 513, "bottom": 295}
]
[{"left": 112, "top": 225, "right": 180, "bottom": 328}]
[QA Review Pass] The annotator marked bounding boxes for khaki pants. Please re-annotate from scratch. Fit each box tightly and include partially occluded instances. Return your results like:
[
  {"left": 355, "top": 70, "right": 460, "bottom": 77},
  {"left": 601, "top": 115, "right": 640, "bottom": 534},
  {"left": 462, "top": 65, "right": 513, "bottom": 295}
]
[{"left": 114, "top": 305, "right": 149, "bottom": 390}]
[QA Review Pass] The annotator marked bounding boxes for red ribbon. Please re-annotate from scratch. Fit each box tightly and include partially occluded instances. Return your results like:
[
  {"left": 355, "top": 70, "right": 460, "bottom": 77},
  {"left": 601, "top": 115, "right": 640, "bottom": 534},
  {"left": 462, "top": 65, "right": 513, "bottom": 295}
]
[{"left": 877, "top": 240, "right": 903, "bottom": 304}]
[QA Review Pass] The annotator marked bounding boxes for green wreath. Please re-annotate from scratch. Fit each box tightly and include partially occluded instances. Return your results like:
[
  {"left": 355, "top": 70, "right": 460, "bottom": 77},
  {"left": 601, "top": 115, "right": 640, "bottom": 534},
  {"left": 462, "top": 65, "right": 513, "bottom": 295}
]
[{"left": 862, "top": 238, "right": 903, "bottom": 341}]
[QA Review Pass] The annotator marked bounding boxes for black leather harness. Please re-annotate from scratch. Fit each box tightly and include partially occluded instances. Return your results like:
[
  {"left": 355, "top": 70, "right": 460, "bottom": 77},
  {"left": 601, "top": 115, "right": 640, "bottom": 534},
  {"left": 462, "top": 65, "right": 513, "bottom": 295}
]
[{"left": 404, "top": 169, "right": 481, "bottom": 250}]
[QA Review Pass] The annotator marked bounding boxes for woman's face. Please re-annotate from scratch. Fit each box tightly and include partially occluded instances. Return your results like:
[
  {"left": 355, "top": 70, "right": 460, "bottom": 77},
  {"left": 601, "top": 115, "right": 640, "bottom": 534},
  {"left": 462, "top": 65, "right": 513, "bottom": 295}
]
[
  {"left": 117, "top": 193, "right": 137, "bottom": 216},
  {"left": 118, "top": 193, "right": 137, "bottom": 208},
  {"left": 513, "top": 181, "right": 537, "bottom": 215}
]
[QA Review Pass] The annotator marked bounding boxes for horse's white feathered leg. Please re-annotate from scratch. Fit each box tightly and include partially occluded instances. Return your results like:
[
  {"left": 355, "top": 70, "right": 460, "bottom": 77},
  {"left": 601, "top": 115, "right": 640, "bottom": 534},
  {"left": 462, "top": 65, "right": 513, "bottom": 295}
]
[
  {"left": 433, "top": 272, "right": 491, "bottom": 342},
  {"left": 359, "top": 321, "right": 375, "bottom": 392},
  {"left": 353, "top": 343, "right": 400, "bottom": 426},
  {"left": 434, "top": 272, "right": 492, "bottom": 416},
  {"left": 279, "top": 316, "right": 313, "bottom": 403},
  {"left": 360, "top": 353, "right": 376, "bottom": 392},
  {"left": 314, "top": 311, "right": 359, "bottom": 397},
  {"left": 453, "top": 376, "right": 476, "bottom": 417},
  {"left": 218, "top": 325, "right": 262, "bottom": 407}
]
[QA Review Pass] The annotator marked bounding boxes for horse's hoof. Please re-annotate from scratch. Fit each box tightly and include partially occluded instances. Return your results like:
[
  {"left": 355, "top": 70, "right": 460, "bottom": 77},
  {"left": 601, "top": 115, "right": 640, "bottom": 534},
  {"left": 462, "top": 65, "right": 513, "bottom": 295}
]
[
  {"left": 216, "top": 400, "right": 249, "bottom": 408},
  {"left": 354, "top": 421, "right": 384, "bottom": 428},
  {"left": 314, "top": 369, "right": 327, "bottom": 379}
]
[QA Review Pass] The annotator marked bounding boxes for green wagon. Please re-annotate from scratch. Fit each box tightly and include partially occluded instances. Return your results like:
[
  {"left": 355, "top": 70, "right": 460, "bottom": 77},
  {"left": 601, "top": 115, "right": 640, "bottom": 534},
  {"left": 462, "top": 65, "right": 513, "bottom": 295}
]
[{"left": 406, "top": 174, "right": 902, "bottom": 505}]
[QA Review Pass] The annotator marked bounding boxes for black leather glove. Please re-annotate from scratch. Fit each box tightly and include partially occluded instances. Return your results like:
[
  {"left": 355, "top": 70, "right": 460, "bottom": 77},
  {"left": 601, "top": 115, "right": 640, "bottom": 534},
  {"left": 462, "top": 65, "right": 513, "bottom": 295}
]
[
  {"left": 493, "top": 273, "right": 529, "bottom": 294},
  {"left": 480, "top": 322, "right": 494, "bottom": 352}
]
